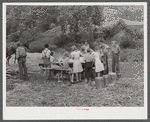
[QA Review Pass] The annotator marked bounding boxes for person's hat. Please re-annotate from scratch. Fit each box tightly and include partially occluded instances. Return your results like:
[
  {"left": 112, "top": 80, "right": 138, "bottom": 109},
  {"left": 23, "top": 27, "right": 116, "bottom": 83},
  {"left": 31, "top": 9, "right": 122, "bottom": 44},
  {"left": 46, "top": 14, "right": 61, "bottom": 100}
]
[{"left": 44, "top": 43, "right": 49, "bottom": 48}]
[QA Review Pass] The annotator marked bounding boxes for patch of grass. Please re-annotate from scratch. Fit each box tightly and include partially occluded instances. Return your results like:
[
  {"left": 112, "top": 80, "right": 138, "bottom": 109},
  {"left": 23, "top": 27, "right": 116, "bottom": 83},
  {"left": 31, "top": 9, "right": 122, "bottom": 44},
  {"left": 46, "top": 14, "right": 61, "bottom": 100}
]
[{"left": 6, "top": 72, "right": 144, "bottom": 107}]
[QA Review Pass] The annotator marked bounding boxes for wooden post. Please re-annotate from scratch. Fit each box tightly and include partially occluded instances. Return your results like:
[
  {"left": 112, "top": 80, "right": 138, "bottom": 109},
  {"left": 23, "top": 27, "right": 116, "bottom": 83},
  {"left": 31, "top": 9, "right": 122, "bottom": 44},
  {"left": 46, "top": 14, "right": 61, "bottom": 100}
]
[{"left": 88, "top": 25, "right": 94, "bottom": 50}]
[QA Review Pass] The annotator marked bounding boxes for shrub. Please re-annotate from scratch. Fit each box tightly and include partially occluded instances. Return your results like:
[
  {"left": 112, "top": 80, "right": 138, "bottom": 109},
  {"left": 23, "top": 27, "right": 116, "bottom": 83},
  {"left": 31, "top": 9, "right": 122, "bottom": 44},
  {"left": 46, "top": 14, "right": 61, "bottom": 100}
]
[
  {"left": 120, "top": 50, "right": 128, "bottom": 62},
  {"left": 49, "top": 45, "right": 57, "bottom": 51},
  {"left": 29, "top": 43, "right": 44, "bottom": 53},
  {"left": 119, "top": 49, "right": 144, "bottom": 62},
  {"left": 119, "top": 39, "right": 136, "bottom": 49},
  {"left": 29, "top": 41, "right": 57, "bottom": 53},
  {"left": 55, "top": 34, "right": 75, "bottom": 47}
]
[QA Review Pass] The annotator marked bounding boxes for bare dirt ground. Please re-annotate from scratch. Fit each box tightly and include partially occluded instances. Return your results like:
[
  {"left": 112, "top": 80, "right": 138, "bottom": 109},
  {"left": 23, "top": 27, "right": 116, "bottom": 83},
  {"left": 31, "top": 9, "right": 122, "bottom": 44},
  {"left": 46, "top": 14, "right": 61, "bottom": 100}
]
[{"left": 6, "top": 53, "right": 144, "bottom": 107}]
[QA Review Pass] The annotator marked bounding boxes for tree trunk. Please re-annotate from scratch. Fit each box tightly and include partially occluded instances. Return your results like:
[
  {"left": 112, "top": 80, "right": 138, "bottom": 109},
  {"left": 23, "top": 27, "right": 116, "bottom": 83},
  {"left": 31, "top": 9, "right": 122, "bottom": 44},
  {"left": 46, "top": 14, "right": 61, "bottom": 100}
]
[{"left": 88, "top": 25, "right": 94, "bottom": 50}]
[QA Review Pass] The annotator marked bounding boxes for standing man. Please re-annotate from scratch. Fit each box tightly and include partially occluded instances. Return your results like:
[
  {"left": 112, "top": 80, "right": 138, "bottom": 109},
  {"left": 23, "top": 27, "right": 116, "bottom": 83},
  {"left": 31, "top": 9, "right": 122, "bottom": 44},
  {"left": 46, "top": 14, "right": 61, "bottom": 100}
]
[
  {"left": 16, "top": 42, "right": 29, "bottom": 80},
  {"left": 99, "top": 38, "right": 110, "bottom": 75},
  {"left": 42, "top": 44, "right": 51, "bottom": 80},
  {"left": 111, "top": 41, "right": 121, "bottom": 78}
]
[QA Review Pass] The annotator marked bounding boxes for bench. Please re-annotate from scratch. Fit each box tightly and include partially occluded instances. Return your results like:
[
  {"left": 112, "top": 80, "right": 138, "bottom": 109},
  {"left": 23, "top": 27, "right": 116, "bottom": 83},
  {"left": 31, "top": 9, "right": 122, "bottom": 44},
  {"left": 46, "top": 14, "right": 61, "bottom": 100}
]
[
  {"left": 41, "top": 67, "right": 72, "bottom": 82},
  {"left": 39, "top": 63, "right": 96, "bottom": 82}
]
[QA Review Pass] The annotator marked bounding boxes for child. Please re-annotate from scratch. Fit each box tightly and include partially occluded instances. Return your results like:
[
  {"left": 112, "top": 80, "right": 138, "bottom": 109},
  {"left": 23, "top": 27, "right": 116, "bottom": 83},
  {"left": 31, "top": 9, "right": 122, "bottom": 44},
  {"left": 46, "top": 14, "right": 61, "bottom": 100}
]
[
  {"left": 57, "top": 51, "right": 72, "bottom": 83},
  {"left": 93, "top": 46, "right": 104, "bottom": 77},
  {"left": 50, "top": 51, "right": 55, "bottom": 64},
  {"left": 83, "top": 48, "right": 95, "bottom": 82},
  {"left": 80, "top": 46, "right": 86, "bottom": 63},
  {"left": 62, "top": 51, "right": 70, "bottom": 70},
  {"left": 41, "top": 44, "right": 51, "bottom": 79},
  {"left": 70, "top": 45, "right": 83, "bottom": 83}
]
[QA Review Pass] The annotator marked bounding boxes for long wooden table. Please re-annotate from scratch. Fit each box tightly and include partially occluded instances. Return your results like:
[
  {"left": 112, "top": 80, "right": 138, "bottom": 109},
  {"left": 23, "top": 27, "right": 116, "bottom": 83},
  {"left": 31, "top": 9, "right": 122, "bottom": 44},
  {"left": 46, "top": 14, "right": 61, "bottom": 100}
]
[
  {"left": 39, "top": 62, "right": 95, "bottom": 82},
  {"left": 41, "top": 67, "right": 72, "bottom": 82}
]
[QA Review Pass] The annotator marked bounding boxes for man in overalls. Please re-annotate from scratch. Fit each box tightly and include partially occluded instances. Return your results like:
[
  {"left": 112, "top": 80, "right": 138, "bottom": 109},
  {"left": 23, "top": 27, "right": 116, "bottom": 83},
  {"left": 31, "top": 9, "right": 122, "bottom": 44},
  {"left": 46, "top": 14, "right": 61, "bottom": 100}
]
[
  {"left": 16, "top": 42, "right": 29, "bottom": 80},
  {"left": 42, "top": 44, "right": 51, "bottom": 80}
]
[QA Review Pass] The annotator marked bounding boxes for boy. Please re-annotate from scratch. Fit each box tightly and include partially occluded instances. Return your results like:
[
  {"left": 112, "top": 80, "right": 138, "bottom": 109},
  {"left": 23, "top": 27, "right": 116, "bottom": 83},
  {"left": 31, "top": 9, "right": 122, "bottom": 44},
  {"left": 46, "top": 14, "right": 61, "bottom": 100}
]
[
  {"left": 83, "top": 48, "right": 95, "bottom": 82},
  {"left": 41, "top": 44, "right": 51, "bottom": 80}
]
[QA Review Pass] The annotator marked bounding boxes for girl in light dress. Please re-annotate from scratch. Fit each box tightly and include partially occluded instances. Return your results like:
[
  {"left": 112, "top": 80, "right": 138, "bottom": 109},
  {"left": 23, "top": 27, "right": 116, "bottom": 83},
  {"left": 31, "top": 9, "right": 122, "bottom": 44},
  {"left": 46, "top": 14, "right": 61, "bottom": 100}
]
[
  {"left": 50, "top": 51, "right": 55, "bottom": 64},
  {"left": 92, "top": 46, "right": 104, "bottom": 77},
  {"left": 57, "top": 51, "right": 72, "bottom": 83},
  {"left": 71, "top": 45, "right": 83, "bottom": 83}
]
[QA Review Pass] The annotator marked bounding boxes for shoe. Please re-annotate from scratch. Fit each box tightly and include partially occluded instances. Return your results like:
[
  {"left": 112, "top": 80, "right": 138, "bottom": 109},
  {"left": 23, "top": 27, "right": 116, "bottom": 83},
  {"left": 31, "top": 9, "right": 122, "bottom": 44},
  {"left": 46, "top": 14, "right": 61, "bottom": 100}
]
[
  {"left": 71, "top": 81, "right": 75, "bottom": 84},
  {"left": 58, "top": 80, "right": 62, "bottom": 83},
  {"left": 76, "top": 80, "right": 80, "bottom": 83},
  {"left": 25, "top": 78, "right": 29, "bottom": 81}
]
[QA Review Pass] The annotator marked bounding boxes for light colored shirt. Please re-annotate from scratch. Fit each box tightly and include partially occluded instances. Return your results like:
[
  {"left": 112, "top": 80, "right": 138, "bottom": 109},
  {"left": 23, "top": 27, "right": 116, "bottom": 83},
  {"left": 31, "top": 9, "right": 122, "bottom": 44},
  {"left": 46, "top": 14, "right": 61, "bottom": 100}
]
[
  {"left": 42, "top": 48, "right": 51, "bottom": 59},
  {"left": 101, "top": 44, "right": 110, "bottom": 53},
  {"left": 16, "top": 46, "right": 27, "bottom": 59},
  {"left": 50, "top": 56, "right": 54, "bottom": 63},
  {"left": 71, "top": 51, "right": 82, "bottom": 60},
  {"left": 83, "top": 53, "right": 95, "bottom": 62},
  {"left": 111, "top": 45, "right": 120, "bottom": 54}
]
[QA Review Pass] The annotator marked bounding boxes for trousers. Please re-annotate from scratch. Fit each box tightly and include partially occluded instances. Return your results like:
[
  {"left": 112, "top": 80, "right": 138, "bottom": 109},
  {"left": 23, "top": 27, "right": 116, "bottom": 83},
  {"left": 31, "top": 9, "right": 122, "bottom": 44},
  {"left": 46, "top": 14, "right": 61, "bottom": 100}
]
[
  {"left": 85, "top": 62, "right": 92, "bottom": 80},
  {"left": 18, "top": 57, "right": 28, "bottom": 80},
  {"left": 112, "top": 53, "right": 120, "bottom": 74},
  {"left": 41, "top": 64, "right": 51, "bottom": 79},
  {"left": 101, "top": 53, "right": 108, "bottom": 75}
]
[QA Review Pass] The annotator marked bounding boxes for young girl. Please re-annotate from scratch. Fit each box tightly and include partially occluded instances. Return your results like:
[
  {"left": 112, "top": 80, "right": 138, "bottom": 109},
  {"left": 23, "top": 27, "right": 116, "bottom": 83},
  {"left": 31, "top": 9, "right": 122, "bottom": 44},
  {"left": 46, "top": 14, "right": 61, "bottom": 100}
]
[
  {"left": 93, "top": 46, "right": 104, "bottom": 77},
  {"left": 62, "top": 51, "right": 70, "bottom": 69},
  {"left": 41, "top": 44, "right": 51, "bottom": 79},
  {"left": 71, "top": 45, "right": 83, "bottom": 83},
  {"left": 50, "top": 51, "right": 55, "bottom": 64},
  {"left": 80, "top": 46, "right": 86, "bottom": 63}
]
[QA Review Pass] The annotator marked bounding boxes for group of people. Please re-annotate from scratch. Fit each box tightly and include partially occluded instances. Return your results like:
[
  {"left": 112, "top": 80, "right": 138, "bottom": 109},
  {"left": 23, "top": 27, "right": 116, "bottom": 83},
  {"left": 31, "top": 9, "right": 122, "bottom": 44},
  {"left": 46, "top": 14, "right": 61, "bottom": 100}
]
[
  {"left": 40, "top": 38, "right": 121, "bottom": 85},
  {"left": 13, "top": 37, "right": 121, "bottom": 84}
]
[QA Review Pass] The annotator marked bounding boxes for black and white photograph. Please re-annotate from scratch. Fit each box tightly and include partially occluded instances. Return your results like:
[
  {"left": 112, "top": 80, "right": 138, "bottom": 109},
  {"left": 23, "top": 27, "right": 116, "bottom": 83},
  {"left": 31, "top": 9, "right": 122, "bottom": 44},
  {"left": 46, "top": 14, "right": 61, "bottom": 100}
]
[{"left": 3, "top": 2, "right": 147, "bottom": 120}]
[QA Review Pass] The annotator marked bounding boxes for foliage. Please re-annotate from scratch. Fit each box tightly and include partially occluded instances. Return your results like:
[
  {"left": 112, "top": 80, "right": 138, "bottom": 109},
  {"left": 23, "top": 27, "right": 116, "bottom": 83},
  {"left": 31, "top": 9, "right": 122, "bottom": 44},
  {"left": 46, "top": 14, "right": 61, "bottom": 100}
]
[
  {"left": 120, "top": 50, "right": 129, "bottom": 62},
  {"left": 119, "top": 39, "right": 136, "bottom": 49},
  {"left": 55, "top": 34, "right": 75, "bottom": 47},
  {"left": 103, "top": 20, "right": 126, "bottom": 40},
  {"left": 6, "top": 6, "right": 59, "bottom": 36},
  {"left": 49, "top": 45, "right": 57, "bottom": 51},
  {"left": 58, "top": 6, "right": 104, "bottom": 41}
]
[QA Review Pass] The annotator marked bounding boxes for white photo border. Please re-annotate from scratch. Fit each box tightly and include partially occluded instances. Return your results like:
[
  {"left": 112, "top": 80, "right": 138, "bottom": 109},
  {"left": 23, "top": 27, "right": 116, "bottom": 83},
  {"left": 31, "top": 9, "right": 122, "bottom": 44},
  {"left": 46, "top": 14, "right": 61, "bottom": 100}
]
[{"left": 3, "top": 2, "right": 147, "bottom": 120}]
